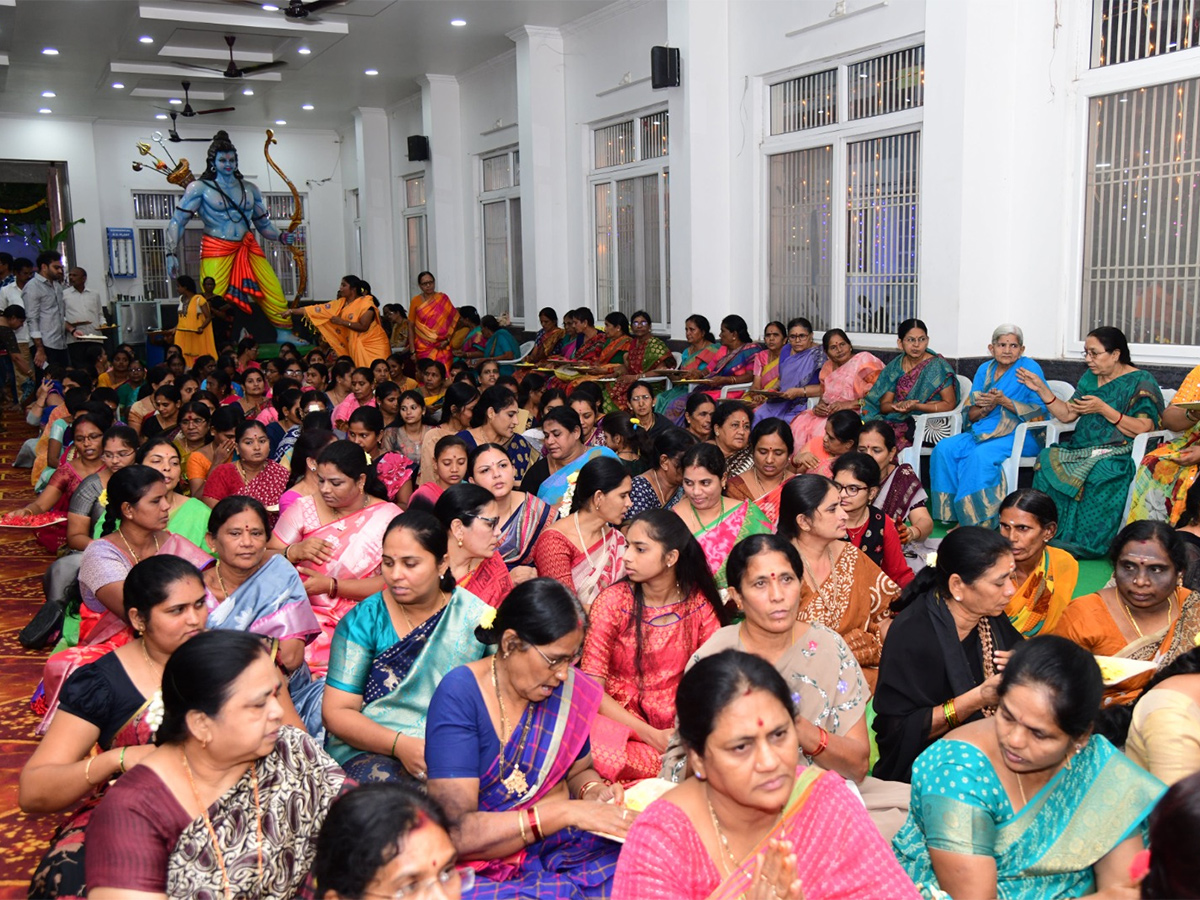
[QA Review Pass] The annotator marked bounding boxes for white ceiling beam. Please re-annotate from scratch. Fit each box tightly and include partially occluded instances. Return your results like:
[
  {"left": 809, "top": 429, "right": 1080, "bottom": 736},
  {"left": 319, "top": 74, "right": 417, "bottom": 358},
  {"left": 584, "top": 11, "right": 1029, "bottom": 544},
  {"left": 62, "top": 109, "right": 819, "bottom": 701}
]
[
  {"left": 138, "top": 2, "right": 350, "bottom": 35},
  {"left": 159, "top": 41, "right": 276, "bottom": 64},
  {"left": 111, "top": 61, "right": 283, "bottom": 81},
  {"left": 131, "top": 86, "right": 229, "bottom": 100}
]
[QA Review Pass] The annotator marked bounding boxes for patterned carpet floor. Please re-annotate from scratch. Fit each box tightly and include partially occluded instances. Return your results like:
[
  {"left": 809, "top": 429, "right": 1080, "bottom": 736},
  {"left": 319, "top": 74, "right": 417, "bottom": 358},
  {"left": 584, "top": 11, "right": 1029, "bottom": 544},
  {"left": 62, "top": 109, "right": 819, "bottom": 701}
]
[{"left": 0, "top": 412, "right": 64, "bottom": 898}]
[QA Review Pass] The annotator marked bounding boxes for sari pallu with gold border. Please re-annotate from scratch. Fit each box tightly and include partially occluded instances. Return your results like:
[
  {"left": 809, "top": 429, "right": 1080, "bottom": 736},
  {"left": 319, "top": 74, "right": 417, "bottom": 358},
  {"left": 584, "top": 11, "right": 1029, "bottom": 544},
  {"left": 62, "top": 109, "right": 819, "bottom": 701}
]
[
  {"left": 608, "top": 333, "right": 673, "bottom": 410},
  {"left": 894, "top": 736, "right": 1165, "bottom": 899},
  {"left": 28, "top": 698, "right": 157, "bottom": 900},
  {"left": 467, "top": 670, "right": 622, "bottom": 900}
]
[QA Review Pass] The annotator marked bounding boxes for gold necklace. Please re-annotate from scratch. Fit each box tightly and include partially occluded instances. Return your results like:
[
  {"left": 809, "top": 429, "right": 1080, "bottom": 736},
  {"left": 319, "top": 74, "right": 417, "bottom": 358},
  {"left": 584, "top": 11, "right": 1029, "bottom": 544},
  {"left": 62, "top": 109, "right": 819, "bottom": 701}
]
[
  {"left": 117, "top": 528, "right": 160, "bottom": 564},
  {"left": 690, "top": 499, "right": 726, "bottom": 535},
  {"left": 1121, "top": 594, "right": 1174, "bottom": 639},
  {"left": 397, "top": 591, "right": 448, "bottom": 634},
  {"left": 1016, "top": 772, "right": 1027, "bottom": 806},
  {"left": 796, "top": 543, "right": 836, "bottom": 591},
  {"left": 181, "top": 749, "right": 263, "bottom": 900},
  {"left": 490, "top": 656, "right": 532, "bottom": 795},
  {"left": 213, "top": 560, "right": 245, "bottom": 602},
  {"left": 140, "top": 637, "right": 161, "bottom": 676},
  {"left": 649, "top": 470, "right": 667, "bottom": 505},
  {"left": 705, "top": 789, "right": 740, "bottom": 875}
]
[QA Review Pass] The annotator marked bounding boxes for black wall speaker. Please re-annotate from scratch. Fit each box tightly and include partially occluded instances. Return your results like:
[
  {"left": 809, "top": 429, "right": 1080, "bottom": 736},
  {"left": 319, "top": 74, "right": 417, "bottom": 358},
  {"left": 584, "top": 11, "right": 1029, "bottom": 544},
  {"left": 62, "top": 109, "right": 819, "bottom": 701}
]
[
  {"left": 407, "top": 135, "right": 430, "bottom": 161},
  {"left": 651, "top": 46, "right": 680, "bottom": 89}
]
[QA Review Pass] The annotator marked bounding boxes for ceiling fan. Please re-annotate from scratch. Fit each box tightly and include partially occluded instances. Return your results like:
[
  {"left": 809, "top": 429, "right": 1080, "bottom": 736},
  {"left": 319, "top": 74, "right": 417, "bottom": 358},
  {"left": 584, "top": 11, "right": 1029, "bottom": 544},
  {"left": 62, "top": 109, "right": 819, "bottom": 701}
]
[
  {"left": 178, "top": 35, "right": 287, "bottom": 79},
  {"left": 166, "top": 111, "right": 213, "bottom": 143},
  {"left": 226, "top": 0, "right": 345, "bottom": 20},
  {"left": 155, "top": 81, "right": 235, "bottom": 117}
]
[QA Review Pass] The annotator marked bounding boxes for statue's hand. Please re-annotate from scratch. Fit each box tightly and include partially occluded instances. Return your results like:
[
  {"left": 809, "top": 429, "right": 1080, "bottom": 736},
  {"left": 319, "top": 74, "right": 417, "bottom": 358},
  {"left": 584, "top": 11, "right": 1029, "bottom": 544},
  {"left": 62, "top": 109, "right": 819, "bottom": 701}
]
[
  {"left": 279, "top": 231, "right": 296, "bottom": 246},
  {"left": 166, "top": 254, "right": 180, "bottom": 280}
]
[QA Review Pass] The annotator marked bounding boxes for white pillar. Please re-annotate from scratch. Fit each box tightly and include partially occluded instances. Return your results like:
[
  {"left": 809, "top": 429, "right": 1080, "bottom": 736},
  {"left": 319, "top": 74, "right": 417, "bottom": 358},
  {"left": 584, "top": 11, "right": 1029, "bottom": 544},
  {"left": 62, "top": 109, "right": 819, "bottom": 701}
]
[
  {"left": 509, "top": 26, "right": 570, "bottom": 324},
  {"left": 352, "top": 108, "right": 397, "bottom": 295},
  {"left": 666, "top": 0, "right": 732, "bottom": 338},
  {"left": 419, "top": 74, "right": 469, "bottom": 305}
]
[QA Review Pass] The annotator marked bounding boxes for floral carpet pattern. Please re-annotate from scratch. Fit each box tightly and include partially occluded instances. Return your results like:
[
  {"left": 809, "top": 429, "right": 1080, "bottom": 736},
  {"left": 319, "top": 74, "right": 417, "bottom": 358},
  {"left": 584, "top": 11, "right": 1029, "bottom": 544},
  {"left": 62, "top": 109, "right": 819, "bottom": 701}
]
[{"left": 0, "top": 414, "right": 63, "bottom": 897}]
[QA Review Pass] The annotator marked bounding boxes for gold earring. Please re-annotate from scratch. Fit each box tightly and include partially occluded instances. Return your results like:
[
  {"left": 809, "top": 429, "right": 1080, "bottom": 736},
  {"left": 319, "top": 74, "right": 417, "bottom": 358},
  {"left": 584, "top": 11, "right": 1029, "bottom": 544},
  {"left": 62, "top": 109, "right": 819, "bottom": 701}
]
[{"left": 457, "top": 538, "right": 463, "bottom": 547}]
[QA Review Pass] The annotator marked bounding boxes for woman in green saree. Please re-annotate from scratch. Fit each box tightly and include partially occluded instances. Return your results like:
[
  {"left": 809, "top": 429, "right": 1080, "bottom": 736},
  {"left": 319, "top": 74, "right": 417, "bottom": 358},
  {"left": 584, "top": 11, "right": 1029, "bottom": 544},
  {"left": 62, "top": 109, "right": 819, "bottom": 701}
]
[
  {"left": 893, "top": 636, "right": 1165, "bottom": 899},
  {"left": 609, "top": 309, "right": 674, "bottom": 411},
  {"left": 323, "top": 509, "right": 492, "bottom": 783},
  {"left": 863, "top": 317, "right": 959, "bottom": 450},
  {"left": 1023, "top": 327, "right": 1163, "bottom": 559}
]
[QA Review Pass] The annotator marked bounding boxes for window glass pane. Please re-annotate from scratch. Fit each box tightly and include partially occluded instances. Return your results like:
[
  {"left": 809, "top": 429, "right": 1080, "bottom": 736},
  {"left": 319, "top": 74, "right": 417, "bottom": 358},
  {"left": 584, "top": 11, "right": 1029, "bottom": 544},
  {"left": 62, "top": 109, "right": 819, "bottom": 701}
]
[
  {"left": 406, "top": 215, "right": 427, "bottom": 297},
  {"left": 641, "top": 111, "right": 670, "bottom": 160},
  {"left": 483, "top": 201, "right": 510, "bottom": 317},
  {"left": 1093, "top": 0, "right": 1200, "bottom": 67},
  {"left": 483, "top": 154, "right": 512, "bottom": 192},
  {"left": 513, "top": 150, "right": 520, "bottom": 186},
  {"left": 405, "top": 176, "right": 425, "bottom": 209},
  {"left": 768, "top": 147, "right": 833, "bottom": 328},
  {"left": 845, "top": 131, "right": 921, "bottom": 334},
  {"left": 510, "top": 198, "right": 524, "bottom": 318},
  {"left": 662, "top": 169, "right": 670, "bottom": 323},
  {"left": 595, "top": 121, "right": 635, "bottom": 169},
  {"left": 595, "top": 183, "right": 615, "bottom": 311},
  {"left": 1081, "top": 78, "right": 1200, "bottom": 345},
  {"left": 132, "top": 192, "right": 180, "bottom": 220},
  {"left": 847, "top": 46, "right": 924, "bottom": 120},
  {"left": 770, "top": 69, "right": 837, "bottom": 135}
]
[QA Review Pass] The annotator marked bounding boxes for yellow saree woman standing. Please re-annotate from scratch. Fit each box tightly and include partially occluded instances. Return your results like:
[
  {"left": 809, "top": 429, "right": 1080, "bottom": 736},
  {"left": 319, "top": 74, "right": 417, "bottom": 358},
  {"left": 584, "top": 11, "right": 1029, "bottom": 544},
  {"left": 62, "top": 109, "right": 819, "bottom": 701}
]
[{"left": 174, "top": 281, "right": 216, "bottom": 367}]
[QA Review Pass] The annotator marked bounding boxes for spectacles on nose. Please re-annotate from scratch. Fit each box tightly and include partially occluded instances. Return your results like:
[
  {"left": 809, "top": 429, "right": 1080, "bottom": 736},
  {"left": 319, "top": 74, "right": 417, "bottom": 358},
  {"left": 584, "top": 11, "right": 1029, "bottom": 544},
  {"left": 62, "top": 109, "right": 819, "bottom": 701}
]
[
  {"left": 835, "top": 483, "right": 867, "bottom": 496},
  {"left": 472, "top": 514, "right": 500, "bottom": 529},
  {"left": 529, "top": 643, "right": 582, "bottom": 672},
  {"left": 103, "top": 449, "right": 136, "bottom": 461},
  {"left": 364, "top": 864, "right": 475, "bottom": 899},
  {"left": 1081, "top": 348, "right": 1112, "bottom": 359}
]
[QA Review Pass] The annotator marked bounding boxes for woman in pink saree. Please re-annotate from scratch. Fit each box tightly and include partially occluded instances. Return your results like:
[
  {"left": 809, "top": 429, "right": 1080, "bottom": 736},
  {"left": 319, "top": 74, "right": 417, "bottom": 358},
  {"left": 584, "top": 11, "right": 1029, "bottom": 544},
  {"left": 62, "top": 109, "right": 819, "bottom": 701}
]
[
  {"left": 613, "top": 651, "right": 918, "bottom": 900},
  {"left": 269, "top": 440, "right": 402, "bottom": 676},
  {"left": 791, "top": 329, "right": 884, "bottom": 448}
]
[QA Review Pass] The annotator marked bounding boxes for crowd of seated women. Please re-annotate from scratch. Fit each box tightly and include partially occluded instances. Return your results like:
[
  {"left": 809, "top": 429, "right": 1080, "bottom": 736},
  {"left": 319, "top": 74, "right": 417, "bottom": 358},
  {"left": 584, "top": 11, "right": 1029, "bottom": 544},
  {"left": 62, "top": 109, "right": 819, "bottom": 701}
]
[{"left": 10, "top": 305, "right": 1200, "bottom": 900}]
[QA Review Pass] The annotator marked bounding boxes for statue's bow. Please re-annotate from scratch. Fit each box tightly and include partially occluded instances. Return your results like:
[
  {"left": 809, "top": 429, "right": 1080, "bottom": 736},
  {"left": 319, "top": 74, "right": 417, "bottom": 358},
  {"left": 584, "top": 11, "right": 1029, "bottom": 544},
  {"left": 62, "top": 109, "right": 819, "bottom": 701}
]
[{"left": 264, "top": 128, "right": 307, "bottom": 305}]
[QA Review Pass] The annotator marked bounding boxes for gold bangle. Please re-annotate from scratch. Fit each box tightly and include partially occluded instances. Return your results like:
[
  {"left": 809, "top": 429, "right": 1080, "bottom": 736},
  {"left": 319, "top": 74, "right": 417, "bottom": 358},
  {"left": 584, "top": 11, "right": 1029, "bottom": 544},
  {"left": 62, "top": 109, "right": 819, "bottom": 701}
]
[
  {"left": 119, "top": 746, "right": 128, "bottom": 773},
  {"left": 84, "top": 756, "right": 98, "bottom": 787},
  {"left": 517, "top": 809, "right": 530, "bottom": 845},
  {"left": 577, "top": 780, "right": 603, "bottom": 800}
]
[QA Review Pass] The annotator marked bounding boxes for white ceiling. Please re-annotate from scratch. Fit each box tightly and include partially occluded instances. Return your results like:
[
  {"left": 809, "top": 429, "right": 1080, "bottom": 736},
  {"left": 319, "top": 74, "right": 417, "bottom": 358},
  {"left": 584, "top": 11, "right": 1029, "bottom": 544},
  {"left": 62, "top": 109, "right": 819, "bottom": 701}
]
[{"left": 1, "top": 0, "right": 612, "bottom": 133}]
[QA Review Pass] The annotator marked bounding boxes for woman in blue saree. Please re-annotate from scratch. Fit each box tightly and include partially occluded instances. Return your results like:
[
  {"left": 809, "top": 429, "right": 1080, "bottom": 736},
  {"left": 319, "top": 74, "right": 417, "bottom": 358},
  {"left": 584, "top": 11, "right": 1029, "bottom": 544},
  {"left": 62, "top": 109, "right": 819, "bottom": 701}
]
[
  {"left": 519, "top": 405, "right": 618, "bottom": 510},
  {"left": 752, "top": 316, "right": 825, "bottom": 424},
  {"left": 323, "top": 510, "right": 491, "bottom": 783},
  {"left": 426, "top": 578, "right": 631, "bottom": 899},
  {"left": 863, "top": 318, "right": 959, "bottom": 450},
  {"left": 200, "top": 496, "right": 325, "bottom": 733},
  {"left": 930, "top": 325, "right": 1049, "bottom": 528},
  {"left": 480, "top": 316, "right": 522, "bottom": 377},
  {"left": 893, "top": 636, "right": 1165, "bottom": 899}
]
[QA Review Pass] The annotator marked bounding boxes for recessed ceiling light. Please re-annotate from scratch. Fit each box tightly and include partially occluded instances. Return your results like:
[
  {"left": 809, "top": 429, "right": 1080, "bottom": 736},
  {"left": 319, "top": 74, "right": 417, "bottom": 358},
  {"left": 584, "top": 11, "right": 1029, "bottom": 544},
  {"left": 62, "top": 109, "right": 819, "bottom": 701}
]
[
  {"left": 450, "top": 18, "right": 467, "bottom": 26},
  {"left": 38, "top": 108, "right": 52, "bottom": 114},
  {"left": 262, "top": 3, "right": 279, "bottom": 9},
  {"left": 112, "top": 82, "right": 125, "bottom": 89},
  {"left": 155, "top": 113, "right": 168, "bottom": 120},
  {"left": 275, "top": 119, "right": 287, "bottom": 125},
  {"left": 139, "top": 35, "right": 154, "bottom": 44},
  {"left": 297, "top": 46, "right": 311, "bottom": 55},
  {"left": 364, "top": 68, "right": 379, "bottom": 76},
  {"left": 302, "top": 103, "right": 314, "bottom": 110},
  {"left": 41, "top": 91, "right": 55, "bottom": 98},
  {"left": 168, "top": 98, "right": 182, "bottom": 105},
  {"left": 243, "top": 88, "right": 254, "bottom": 96},
  {"left": 42, "top": 47, "right": 58, "bottom": 56}
]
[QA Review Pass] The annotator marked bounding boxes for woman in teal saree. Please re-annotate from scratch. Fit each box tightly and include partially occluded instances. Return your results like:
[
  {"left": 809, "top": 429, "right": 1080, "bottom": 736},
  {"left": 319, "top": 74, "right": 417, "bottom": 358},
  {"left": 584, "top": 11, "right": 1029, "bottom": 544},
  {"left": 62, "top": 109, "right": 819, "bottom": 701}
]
[
  {"left": 1024, "top": 327, "right": 1163, "bottom": 559},
  {"left": 893, "top": 637, "right": 1165, "bottom": 900},
  {"left": 323, "top": 510, "right": 492, "bottom": 783},
  {"left": 863, "top": 318, "right": 959, "bottom": 449}
]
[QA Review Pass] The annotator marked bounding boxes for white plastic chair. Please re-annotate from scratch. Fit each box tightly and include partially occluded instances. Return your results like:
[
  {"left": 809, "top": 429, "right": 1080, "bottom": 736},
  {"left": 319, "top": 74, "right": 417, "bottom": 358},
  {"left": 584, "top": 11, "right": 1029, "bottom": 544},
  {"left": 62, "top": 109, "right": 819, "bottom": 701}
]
[
  {"left": 639, "top": 351, "right": 681, "bottom": 391},
  {"left": 1121, "top": 386, "right": 1181, "bottom": 521},
  {"left": 899, "top": 374, "right": 973, "bottom": 469},
  {"left": 507, "top": 340, "right": 535, "bottom": 366},
  {"left": 719, "top": 381, "right": 754, "bottom": 399},
  {"left": 998, "top": 380, "right": 1079, "bottom": 492}
]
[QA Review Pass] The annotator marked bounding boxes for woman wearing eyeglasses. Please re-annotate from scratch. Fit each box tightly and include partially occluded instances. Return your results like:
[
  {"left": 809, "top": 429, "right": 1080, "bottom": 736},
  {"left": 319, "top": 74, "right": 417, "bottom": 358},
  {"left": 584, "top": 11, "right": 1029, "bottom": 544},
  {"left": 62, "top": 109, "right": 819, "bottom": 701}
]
[
  {"left": 426, "top": 578, "right": 630, "bottom": 899},
  {"left": 64, "top": 425, "right": 140, "bottom": 552},
  {"left": 1021, "top": 326, "right": 1164, "bottom": 559},
  {"left": 831, "top": 453, "right": 914, "bottom": 589},
  {"left": 779, "top": 475, "right": 900, "bottom": 688},
  {"left": 433, "top": 483, "right": 513, "bottom": 609},
  {"left": 750, "top": 317, "right": 825, "bottom": 425},
  {"left": 313, "top": 783, "right": 476, "bottom": 900}
]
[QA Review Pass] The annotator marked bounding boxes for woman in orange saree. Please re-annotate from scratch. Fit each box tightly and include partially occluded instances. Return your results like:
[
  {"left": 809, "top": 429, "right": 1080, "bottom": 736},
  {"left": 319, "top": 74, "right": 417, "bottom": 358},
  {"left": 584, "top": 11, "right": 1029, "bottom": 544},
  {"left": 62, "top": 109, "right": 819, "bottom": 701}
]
[
  {"left": 408, "top": 270, "right": 458, "bottom": 370},
  {"left": 307, "top": 276, "right": 391, "bottom": 368},
  {"left": 613, "top": 651, "right": 918, "bottom": 900}
]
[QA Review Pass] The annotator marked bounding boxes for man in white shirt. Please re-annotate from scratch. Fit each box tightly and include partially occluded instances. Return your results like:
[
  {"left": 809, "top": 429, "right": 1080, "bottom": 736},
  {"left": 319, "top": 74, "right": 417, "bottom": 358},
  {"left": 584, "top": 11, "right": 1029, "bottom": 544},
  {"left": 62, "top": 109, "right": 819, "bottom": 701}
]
[
  {"left": 1, "top": 257, "right": 34, "bottom": 401},
  {"left": 64, "top": 266, "right": 104, "bottom": 366},
  {"left": 25, "top": 251, "right": 72, "bottom": 370}
]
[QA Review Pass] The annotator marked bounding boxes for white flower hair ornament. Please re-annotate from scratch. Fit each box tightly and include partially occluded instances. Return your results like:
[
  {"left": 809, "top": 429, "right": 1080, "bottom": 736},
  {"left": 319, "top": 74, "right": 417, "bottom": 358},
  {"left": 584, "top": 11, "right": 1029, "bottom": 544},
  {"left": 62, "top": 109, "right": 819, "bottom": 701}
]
[{"left": 924, "top": 550, "right": 938, "bottom": 569}]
